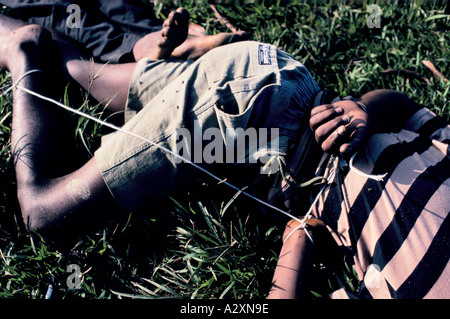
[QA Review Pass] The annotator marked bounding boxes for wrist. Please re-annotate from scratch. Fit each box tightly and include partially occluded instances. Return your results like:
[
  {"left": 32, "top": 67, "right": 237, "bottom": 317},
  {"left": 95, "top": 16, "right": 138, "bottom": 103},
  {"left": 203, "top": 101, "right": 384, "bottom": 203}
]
[{"left": 282, "top": 218, "right": 325, "bottom": 243}]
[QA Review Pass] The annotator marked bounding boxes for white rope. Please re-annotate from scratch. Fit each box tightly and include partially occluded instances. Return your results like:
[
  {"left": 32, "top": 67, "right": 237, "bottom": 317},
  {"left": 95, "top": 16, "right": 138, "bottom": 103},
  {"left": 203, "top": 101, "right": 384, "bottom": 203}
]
[
  {"left": 8, "top": 70, "right": 310, "bottom": 229},
  {"left": 349, "top": 151, "right": 388, "bottom": 182},
  {"left": 1, "top": 69, "right": 43, "bottom": 95},
  {"left": 282, "top": 149, "right": 389, "bottom": 244},
  {"left": 282, "top": 156, "right": 338, "bottom": 244}
]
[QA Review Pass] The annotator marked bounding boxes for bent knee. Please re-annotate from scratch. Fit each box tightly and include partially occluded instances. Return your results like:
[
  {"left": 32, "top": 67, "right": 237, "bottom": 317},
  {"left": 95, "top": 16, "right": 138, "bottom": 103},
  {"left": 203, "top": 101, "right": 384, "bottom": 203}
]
[{"left": 16, "top": 24, "right": 53, "bottom": 52}]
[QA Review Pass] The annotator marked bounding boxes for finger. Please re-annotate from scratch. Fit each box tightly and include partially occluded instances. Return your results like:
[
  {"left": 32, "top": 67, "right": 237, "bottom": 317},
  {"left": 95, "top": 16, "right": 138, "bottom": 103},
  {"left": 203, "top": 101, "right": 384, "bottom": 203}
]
[
  {"left": 340, "top": 124, "right": 370, "bottom": 155},
  {"left": 310, "top": 104, "right": 335, "bottom": 118},
  {"left": 320, "top": 125, "right": 349, "bottom": 153},
  {"left": 314, "top": 114, "right": 351, "bottom": 145},
  {"left": 310, "top": 105, "right": 344, "bottom": 130}
]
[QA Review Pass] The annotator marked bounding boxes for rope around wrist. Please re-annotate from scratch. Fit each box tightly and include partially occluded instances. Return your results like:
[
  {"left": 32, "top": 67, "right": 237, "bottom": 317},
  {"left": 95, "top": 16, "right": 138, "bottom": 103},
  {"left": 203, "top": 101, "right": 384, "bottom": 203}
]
[{"left": 282, "top": 218, "right": 325, "bottom": 244}]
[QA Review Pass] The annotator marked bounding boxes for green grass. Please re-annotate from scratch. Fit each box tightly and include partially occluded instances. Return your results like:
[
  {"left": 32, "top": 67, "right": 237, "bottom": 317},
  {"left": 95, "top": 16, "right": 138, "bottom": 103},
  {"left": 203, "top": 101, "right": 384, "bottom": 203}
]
[{"left": 0, "top": 0, "right": 449, "bottom": 299}]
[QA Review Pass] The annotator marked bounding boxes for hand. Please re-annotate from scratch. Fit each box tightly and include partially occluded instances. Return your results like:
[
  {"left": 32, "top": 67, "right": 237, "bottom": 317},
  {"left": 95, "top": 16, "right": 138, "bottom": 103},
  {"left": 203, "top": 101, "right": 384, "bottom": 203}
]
[{"left": 309, "top": 100, "right": 371, "bottom": 155}]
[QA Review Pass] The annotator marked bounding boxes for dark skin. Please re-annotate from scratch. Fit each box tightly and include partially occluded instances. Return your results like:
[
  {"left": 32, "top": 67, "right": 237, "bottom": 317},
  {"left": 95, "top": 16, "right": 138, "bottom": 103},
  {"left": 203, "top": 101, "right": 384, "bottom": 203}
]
[
  {"left": 1, "top": 25, "right": 123, "bottom": 236},
  {"left": 310, "top": 89, "right": 421, "bottom": 156},
  {"left": 268, "top": 219, "right": 314, "bottom": 299}
]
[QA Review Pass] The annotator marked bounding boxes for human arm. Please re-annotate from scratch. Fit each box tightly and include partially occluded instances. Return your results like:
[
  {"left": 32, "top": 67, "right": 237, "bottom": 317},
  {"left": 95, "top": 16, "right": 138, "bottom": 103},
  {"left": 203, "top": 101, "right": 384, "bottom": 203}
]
[
  {"left": 309, "top": 89, "right": 422, "bottom": 155},
  {"left": 268, "top": 220, "right": 314, "bottom": 299}
]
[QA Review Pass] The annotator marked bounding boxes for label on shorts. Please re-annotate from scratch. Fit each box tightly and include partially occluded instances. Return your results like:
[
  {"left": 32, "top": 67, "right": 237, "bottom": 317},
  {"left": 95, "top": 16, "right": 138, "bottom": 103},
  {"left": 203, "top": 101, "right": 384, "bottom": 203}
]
[{"left": 258, "top": 44, "right": 272, "bottom": 65}]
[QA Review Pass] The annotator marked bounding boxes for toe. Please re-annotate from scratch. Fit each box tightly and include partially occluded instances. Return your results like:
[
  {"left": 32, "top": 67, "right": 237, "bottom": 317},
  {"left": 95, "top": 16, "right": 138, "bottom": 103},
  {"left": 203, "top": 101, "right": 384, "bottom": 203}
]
[{"left": 175, "top": 8, "right": 190, "bottom": 26}]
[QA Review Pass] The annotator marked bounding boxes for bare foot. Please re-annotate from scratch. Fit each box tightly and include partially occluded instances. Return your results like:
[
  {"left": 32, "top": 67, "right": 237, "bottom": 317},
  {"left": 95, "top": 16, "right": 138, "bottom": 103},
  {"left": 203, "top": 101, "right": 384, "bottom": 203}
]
[
  {"left": 188, "top": 22, "right": 206, "bottom": 37},
  {"left": 149, "top": 8, "right": 190, "bottom": 60},
  {"left": 132, "top": 8, "right": 251, "bottom": 62}
]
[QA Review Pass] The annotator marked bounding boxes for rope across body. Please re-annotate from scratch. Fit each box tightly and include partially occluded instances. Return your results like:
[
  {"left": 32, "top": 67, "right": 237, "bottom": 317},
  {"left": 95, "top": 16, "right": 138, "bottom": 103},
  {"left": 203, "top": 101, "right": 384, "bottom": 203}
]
[{"left": 5, "top": 70, "right": 386, "bottom": 244}]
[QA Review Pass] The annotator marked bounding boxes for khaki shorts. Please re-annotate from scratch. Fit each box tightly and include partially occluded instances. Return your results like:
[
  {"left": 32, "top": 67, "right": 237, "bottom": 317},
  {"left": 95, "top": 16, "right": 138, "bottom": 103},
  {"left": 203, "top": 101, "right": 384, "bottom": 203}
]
[{"left": 95, "top": 41, "right": 320, "bottom": 212}]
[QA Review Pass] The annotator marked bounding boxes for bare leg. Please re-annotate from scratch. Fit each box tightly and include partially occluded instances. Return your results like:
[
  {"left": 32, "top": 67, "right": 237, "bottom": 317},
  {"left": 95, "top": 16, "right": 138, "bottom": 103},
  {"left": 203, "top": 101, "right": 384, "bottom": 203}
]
[
  {"left": 134, "top": 29, "right": 251, "bottom": 62},
  {"left": 65, "top": 59, "right": 135, "bottom": 114},
  {"left": 171, "top": 31, "right": 251, "bottom": 61},
  {"left": 1, "top": 25, "right": 123, "bottom": 235}
]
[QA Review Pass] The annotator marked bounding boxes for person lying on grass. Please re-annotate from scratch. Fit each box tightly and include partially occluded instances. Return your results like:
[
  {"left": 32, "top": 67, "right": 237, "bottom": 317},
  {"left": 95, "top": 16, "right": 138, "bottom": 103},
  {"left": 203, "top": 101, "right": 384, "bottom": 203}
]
[{"left": 0, "top": 8, "right": 448, "bottom": 299}]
